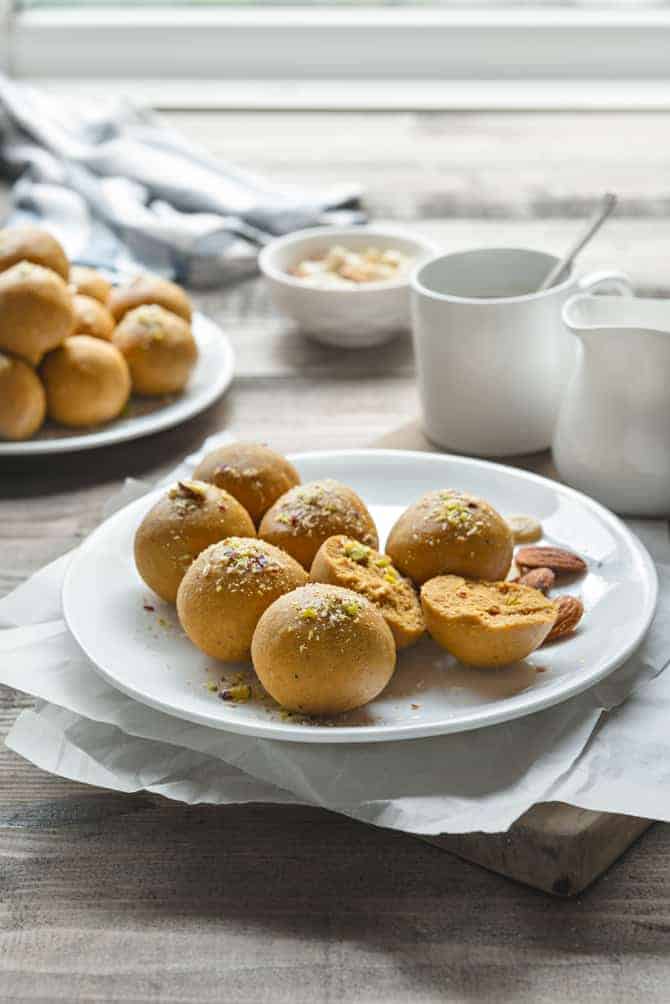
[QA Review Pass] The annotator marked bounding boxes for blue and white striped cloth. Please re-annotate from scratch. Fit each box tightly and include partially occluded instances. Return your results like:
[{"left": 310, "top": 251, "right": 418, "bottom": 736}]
[{"left": 0, "top": 76, "right": 364, "bottom": 287}]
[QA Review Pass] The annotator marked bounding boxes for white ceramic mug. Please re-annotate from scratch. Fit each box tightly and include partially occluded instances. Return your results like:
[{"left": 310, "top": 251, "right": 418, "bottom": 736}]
[{"left": 410, "top": 247, "right": 631, "bottom": 457}]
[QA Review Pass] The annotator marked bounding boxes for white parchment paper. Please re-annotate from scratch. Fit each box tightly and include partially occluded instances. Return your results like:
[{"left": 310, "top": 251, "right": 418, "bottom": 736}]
[{"left": 1, "top": 431, "right": 669, "bottom": 835}]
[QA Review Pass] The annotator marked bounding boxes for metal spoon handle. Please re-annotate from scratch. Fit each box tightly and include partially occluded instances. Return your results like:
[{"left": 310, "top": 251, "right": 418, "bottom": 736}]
[{"left": 538, "top": 192, "right": 618, "bottom": 291}]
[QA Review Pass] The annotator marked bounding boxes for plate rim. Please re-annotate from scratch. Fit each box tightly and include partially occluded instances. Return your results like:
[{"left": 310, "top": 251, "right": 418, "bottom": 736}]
[
  {"left": 62, "top": 448, "right": 659, "bottom": 744},
  {"left": 0, "top": 311, "right": 234, "bottom": 457}
]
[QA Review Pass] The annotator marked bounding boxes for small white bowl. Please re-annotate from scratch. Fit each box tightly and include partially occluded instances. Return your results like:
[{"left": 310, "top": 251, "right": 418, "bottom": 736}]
[{"left": 259, "top": 225, "right": 438, "bottom": 348}]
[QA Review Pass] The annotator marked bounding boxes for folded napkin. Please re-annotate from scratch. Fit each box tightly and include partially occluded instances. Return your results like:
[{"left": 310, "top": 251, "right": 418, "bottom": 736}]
[
  {"left": 2, "top": 432, "right": 670, "bottom": 835},
  {"left": 0, "top": 76, "right": 364, "bottom": 286}
]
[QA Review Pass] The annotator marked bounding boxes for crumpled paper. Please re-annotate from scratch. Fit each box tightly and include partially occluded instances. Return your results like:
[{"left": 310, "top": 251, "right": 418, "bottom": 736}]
[{"left": 1, "top": 431, "right": 669, "bottom": 835}]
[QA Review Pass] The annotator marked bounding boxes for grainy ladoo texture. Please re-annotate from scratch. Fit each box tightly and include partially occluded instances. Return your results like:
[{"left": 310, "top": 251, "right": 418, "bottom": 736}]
[
  {"left": 251, "top": 583, "right": 396, "bottom": 714},
  {"left": 40, "top": 335, "right": 130, "bottom": 427},
  {"left": 259, "top": 479, "right": 378, "bottom": 569},
  {"left": 0, "top": 352, "right": 46, "bottom": 441},
  {"left": 177, "top": 537, "right": 308, "bottom": 662},
  {"left": 421, "top": 575, "right": 557, "bottom": 667},
  {"left": 71, "top": 294, "right": 115, "bottom": 342},
  {"left": 134, "top": 480, "right": 256, "bottom": 603},
  {"left": 0, "top": 261, "right": 75, "bottom": 366},
  {"left": 108, "top": 273, "right": 193, "bottom": 323},
  {"left": 113, "top": 304, "right": 198, "bottom": 396},
  {"left": 68, "top": 265, "right": 112, "bottom": 304},
  {"left": 193, "top": 442, "right": 301, "bottom": 525},
  {"left": 386, "top": 489, "right": 513, "bottom": 586},
  {"left": 0, "top": 226, "right": 69, "bottom": 279},
  {"left": 310, "top": 535, "right": 424, "bottom": 648}
]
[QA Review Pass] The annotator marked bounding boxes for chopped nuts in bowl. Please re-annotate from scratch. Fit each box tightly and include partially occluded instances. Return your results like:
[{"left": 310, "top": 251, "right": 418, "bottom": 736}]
[
  {"left": 291, "top": 244, "right": 412, "bottom": 288},
  {"left": 259, "top": 226, "right": 438, "bottom": 348}
]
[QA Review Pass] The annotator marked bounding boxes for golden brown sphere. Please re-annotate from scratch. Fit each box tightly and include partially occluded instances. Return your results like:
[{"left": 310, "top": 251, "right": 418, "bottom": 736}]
[
  {"left": 193, "top": 442, "right": 301, "bottom": 526},
  {"left": 134, "top": 480, "right": 256, "bottom": 604},
  {"left": 258, "top": 479, "right": 378, "bottom": 570},
  {"left": 41, "top": 335, "right": 131, "bottom": 428},
  {"left": 385, "top": 490, "right": 513, "bottom": 586},
  {"left": 108, "top": 273, "right": 192, "bottom": 323},
  {"left": 310, "top": 535, "right": 424, "bottom": 649},
  {"left": 72, "top": 294, "right": 115, "bottom": 341},
  {"left": 0, "top": 352, "right": 46, "bottom": 441},
  {"left": 177, "top": 537, "right": 308, "bottom": 662},
  {"left": 68, "top": 265, "right": 112, "bottom": 304},
  {"left": 251, "top": 583, "right": 396, "bottom": 715},
  {"left": 0, "top": 226, "right": 69, "bottom": 280},
  {"left": 112, "top": 304, "right": 197, "bottom": 396},
  {"left": 0, "top": 261, "right": 75, "bottom": 366}
]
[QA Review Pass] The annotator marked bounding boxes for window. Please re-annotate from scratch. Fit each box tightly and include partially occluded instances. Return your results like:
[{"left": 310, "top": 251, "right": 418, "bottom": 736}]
[{"left": 5, "top": 2, "right": 670, "bottom": 109}]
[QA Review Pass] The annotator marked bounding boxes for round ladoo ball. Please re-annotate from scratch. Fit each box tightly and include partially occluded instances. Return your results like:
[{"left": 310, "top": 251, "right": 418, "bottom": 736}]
[
  {"left": 134, "top": 480, "right": 256, "bottom": 603},
  {"left": 0, "top": 226, "right": 69, "bottom": 280},
  {"left": 421, "top": 575, "right": 557, "bottom": 667},
  {"left": 259, "top": 479, "right": 378, "bottom": 570},
  {"left": 0, "top": 352, "right": 46, "bottom": 441},
  {"left": 386, "top": 489, "right": 513, "bottom": 586},
  {"left": 0, "top": 261, "right": 75, "bottom": 366},
  {"left": 193, "top": 441, "right": 301, "bottom": 526},
  {"left": 68, "top": 265, "right": 112, "bottom": 304},
  {"left": 108, "top": 273, "right": 192, "bottom": 323},
  {"left": 310, "top": 535, "right": 424, "bottom": 649},
  {"left": 177, "top": 537, "right": 308, "bottom": 662},
  {"left": 113, "top": 304, "right": 197, "bottom": 396},
  {"left": 251, "top": 583, "right": 396, "bottom": 715},
  {"left": 41, "top": 335, "right": 131, "bottom": 428},
  {"left": 72, "top": 294, "right": 115, "bottom": 341}
]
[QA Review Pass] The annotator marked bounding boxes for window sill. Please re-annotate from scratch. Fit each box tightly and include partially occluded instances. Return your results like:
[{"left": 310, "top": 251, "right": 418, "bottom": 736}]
[{"left": 18, "top": 77, "right": 670, "bottom": 112}]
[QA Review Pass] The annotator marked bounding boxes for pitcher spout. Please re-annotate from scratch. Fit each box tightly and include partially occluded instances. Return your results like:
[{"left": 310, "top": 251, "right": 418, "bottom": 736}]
[{"left": 562, "top": 293, "right": 670, "bottom": 358}]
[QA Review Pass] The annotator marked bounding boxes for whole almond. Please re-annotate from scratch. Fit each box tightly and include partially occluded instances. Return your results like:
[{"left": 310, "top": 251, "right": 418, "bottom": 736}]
[
  {"left": 543, "top": 595, "right": 584, "bottom": 644},
  {"left": 516, "top": 546, "right": 586, "bottom": 575},
  {"left": 518, "top": 567, "right": 555, "bottom": 594}
]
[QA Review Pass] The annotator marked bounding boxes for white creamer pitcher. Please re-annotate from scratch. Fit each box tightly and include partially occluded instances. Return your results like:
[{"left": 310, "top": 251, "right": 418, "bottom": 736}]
[{"left": 553, "top": 294, "right": 670, "bottom": 516}]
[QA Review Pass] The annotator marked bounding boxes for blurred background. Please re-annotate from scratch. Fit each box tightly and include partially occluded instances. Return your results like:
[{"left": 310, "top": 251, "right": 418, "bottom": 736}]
[{"left": 2, "top": 0, "right": 669, "bottom": 296}]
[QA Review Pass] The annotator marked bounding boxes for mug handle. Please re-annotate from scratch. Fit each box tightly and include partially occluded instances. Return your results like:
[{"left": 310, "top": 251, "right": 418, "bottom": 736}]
[{"left": 578, "top": 268, "right": 633, "bottom": 297}]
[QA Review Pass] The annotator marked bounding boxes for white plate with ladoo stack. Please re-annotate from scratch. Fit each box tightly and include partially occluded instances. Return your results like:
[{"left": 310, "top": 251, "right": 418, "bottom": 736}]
[
  {"left": 62, "top": 450, "right": 657, "bottom": 743},
  {"left": 0, "top": 312, "right": 234, "bottom": 457}
]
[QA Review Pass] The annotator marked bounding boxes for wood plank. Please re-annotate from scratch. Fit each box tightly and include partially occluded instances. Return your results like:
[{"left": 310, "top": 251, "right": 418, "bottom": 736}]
[
  {"left": 0, "top": 794, "right": 668, "bottom": 1004},
  {"left": 425, "top": 806, "right": 653, "bottom": 897},
  {"left": 164, "top": 110, "right": 670, "bottom": 221}
]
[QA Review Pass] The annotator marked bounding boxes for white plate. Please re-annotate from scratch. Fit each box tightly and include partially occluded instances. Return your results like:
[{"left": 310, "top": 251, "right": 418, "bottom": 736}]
[
  {"left": 0, "top": 312, "right": 234, "bottom": 456},
  {"left": 62, "top": 449, "right": 657, "bottom": 744}
]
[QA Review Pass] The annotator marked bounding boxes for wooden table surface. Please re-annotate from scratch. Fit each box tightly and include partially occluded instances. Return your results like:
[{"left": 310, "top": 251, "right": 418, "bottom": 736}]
[{"left": 2, "top": 110, "right": 670, "bottom": 1003}]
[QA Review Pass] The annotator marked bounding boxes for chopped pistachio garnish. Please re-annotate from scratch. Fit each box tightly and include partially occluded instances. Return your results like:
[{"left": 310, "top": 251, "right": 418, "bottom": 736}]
[
  {"left": 374, "top": 556, "right": 392, "bottom": 568},
  {"left": 343, "top": 541, "right": 370, "bottom": 563},
  {"left": 343, "top": 601, "right": 360, "bottom": 617},
  {"left": 220, "top": 683, "right": 252, "bottom": 703},
  {"left": 300, "top": 606, "right": 318, "bottom": 620}
]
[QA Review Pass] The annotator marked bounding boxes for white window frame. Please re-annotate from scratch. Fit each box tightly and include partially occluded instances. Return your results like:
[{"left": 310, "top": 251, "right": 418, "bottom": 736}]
[{"left": 5, "top": 4, "right": 670, "bottom": 110}]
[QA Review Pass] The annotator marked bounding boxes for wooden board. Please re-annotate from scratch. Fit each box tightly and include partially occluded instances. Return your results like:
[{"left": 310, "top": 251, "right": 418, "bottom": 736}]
[
  {"left": 426, "top": 807, "right": 653, "bottom": 897},
  {"left": 373, "top": 421, "right": 655, "bottom": 896}
]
